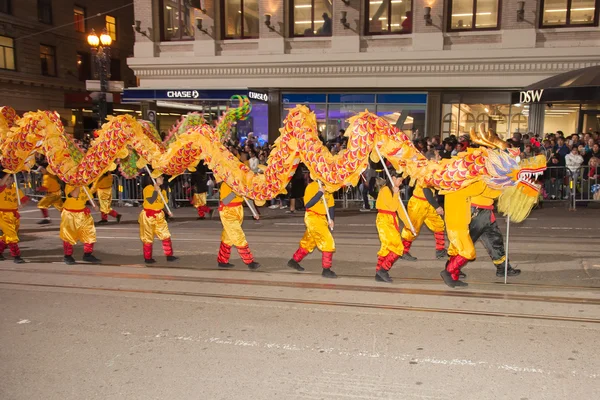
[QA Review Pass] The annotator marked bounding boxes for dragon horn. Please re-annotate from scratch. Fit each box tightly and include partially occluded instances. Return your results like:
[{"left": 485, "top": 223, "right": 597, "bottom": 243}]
[{"left": 469, "top": 122, "right": 508, "bottom": 150}]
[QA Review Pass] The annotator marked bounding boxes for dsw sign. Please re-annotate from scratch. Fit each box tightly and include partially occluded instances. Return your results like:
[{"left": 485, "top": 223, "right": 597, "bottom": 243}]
[{"left": 519, "top": 89, "right": 544, "bottom": 104}]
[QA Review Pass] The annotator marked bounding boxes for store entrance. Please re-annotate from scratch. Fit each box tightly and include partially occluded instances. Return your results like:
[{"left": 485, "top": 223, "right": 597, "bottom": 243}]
[{"left": 579, "top": 109, "right": 600, "bottom": 134}]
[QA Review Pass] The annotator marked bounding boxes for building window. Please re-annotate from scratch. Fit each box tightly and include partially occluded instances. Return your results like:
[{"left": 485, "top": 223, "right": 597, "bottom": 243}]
[
  {"left": 291, "top": 0, "right": 333, "bottom": 37},
  {"left": 38, "top": 0, "right": 53, "bottom": 24},
  {"left": 74, "top": 6, "right": 85, "bottom": 33},
  {"left": 366, "top": 0, "right": 413, "bottom": 35},
  {"left": 0, "top": 36, "right": 16, "bottom": 70},
  {"left": 77, "top": 52, "right": 91, "bottom": 81},
  {"left": 0, "top": 0, "right": 11, "bottom": 14},
  {"left": 448, "top": 0, "right": 500, "bottom": 31},
  {"left": 161, "top": 0, "right": 195, "bottom": 41},
  {"left": 223, "top": 0, "right": 259, "bottom": 39},
  {"left": 106, "top": 15, "right": 117, "bottom": 41},
  {"left": 541, "top": 0, "right": 598, "bottom": 27},
  {"left": 40, "top": 44, "right": 56, "bottom": 76}
]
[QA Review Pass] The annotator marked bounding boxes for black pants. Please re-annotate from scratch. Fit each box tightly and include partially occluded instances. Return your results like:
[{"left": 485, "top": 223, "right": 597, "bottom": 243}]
[
  {"left": 362, "top": 177, "right": 377, "bottom": 209},
  {"left": 469, "top": 207, "right": 505, "bottom": 266}
]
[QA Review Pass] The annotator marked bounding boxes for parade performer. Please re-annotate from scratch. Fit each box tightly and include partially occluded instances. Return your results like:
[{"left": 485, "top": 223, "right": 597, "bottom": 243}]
[
  {"left": 0, "top": 172, "right": 28, "bottom": 263},
  {"left": 139, "top": 175, "right": 178, "bottom": 264},
  {"left": 217, "top": 182, "right": 261, "bottom": 270},
  {"left": 469, "top": 190, "right": 521, "bottom": 277},
  {"left": 287, "top": 180, "right": 337, "bottom": 278},
  {"left": 400, "top": 183, "right": 447, "bottom": 261},
  {"left": 36, "top": 161, "right": 63, "bottom": 225},
  {"left": 60, "top": 184, "right": 100, "bottom": 265},
  {"left": 92, "top": 171, "right": 121, "bottom": 225},
  {"left": 374, "top": 171, "right": 411, "bottom": 283},
  {"left": 190, "top": 161, "right": 211, "bottom": 220}
]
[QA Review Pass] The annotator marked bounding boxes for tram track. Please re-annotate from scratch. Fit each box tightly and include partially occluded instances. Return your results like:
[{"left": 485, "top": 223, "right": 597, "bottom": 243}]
[
  {"left": 1, "top": 266, "right": 599, "bottom": 305},
  {"left": 1, "top": 280, "right": 599, "bottom": 325}
]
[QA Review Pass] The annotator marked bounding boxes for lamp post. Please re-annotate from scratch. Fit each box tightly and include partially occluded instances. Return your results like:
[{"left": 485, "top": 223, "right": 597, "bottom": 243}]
[{"left": 87, "top": 29, "right": 112, "bottom": 127}]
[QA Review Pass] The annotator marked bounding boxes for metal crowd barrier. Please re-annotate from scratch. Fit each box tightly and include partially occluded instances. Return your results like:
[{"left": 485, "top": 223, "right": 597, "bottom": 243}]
[{"left": 18, "top": 167, "right": 600, "bottom": 211}]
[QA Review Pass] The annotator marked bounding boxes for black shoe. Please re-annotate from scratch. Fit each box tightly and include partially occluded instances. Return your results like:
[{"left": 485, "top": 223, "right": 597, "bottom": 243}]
[
  {"left": 375, "top": 269, "right": 393, "bottom": 283},
  {"left": 116, "top": 214, "right": 122, "bottom": 224},
  {"left": 167, "top": 256, "right": 179, "bottom": 262},
  {"left": 82, "top": 253, "right": 101, "bottom": 263},
  {"left": 440, "top": 270, "right": 468, "bottom": 288},
  {"left": 287, "top": 259, "right": 305, "bottom": 271},
  {"left": 37, "top": 219, "right": 51, "bottom": 225},
  {"left": 247, "top": 261, "right": 261, "bottom": 270},
  {"left": 197, "top": 216, "right": 205, "bottom": 220},
  {"left": 322, "top": 268, "right": 337, "bottom": 278},
  {"left": 64, "top": 255, "right": 76, "bottom": 265},
  {"left": 402, "top": 252, "right": 417, "bottom": 261},
  {"left": 218, "top": 262, "right": 235, "bottom": 268},
  {"left": 13, "top": 256, "right": 25, "bottom": 264},
  {"left": 436, "top": 249, "right": 448, "bottom": 259},
  {"left": 96, "top": 220, "right": 108, "bottom": 225},
  {"left": 0, "top": 254, "right": 5, "bottom": 261},
  {"left": 496, "top": 263, "right": 521, "bottom": 277},
  {"left": 460, "top": 271, "right": 467, "bottom": 279},
  {"left": 145, "top": 258, "right": 156, "bottom": 264}
]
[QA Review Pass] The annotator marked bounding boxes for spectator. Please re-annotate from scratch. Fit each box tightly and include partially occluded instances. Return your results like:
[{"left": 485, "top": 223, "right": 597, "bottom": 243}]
[
  {"left": 248, "top": 150, "right": 259, "bottom": 173},
  {"left": 440, "top": 141, "right": 454, "bottom": 159},
  {"left": 565, "top": 146, "right": 584, "bottom": 180},
  {"left": 554, "top": 137, "right": 570, "bottom": 158}
]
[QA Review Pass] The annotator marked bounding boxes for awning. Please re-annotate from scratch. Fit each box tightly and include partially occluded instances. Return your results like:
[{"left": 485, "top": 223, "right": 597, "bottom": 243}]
[{"left": 511, "top": 65, "right": 600, "bottom": 104}]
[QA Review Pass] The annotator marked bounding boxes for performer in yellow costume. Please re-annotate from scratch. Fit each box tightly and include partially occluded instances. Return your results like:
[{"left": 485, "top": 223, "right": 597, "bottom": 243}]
[
  {"left": 190, "top": 161, "right": 211, "bottom": 220},
  {"left": 470, "top": 190, "right": 521, "bottom": 278},
  {"left": 374, "top": 171, "right": 411, "bottom": 283},
  {"left": 36, "top": 161, "right": 63, "bottom": 225},
  {"left": 139, "top": 175, "right": 178, "bottom": 264},
  {"left": 217, "top": 182, "right": 261, "bottom": 270},
  {"left": 92, "top": 172, "right": 121, "bottom": 225},
  {"left": 400, "top": 183, "right": 447, "bottom": 261},
  {"left": 0, "top": 172, "right": 29, "bottom": 263},
  {"left": 287, "top": 180, "right": 337, "bottom": 278},
  {"left": 60, "top": 184, "right": 100, "bottom": 265},
  {"left": 442, "top": 180, "right": 498, "bottom": 288}
]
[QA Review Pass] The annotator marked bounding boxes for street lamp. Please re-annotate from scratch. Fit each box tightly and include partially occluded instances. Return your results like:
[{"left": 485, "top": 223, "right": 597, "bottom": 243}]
[{"left": 87, "top": 28, "right": 112, "bottom": 126}]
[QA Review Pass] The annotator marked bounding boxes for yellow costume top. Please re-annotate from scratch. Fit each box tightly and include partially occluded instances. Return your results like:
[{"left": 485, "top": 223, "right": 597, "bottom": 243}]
[
  {"left": 42, "top": 173, "right": 61, "bottom": 192},
  {"left": 444, "top": 181, "right": 499, "bottom": 229},
  {"left": 471, "top": 188, "right": 501, "bottom": 208},
  {"left": 304, "top": 181, "right": 334, "bottom": 215},
  {"left": 96, "top": 174, "right": 113, "bottom": 190},
  {"left": 376, "top": 186, "right": 411, "bottom": 228},
  {"left": 63, "top": 185, "right": 88, "bottom": 210},
  {"left": 219, "top": 183, "right": 243, "bottom": 204},
  {"left": 0, "top": 185, "right": 24, "bottom": 210},
  {"left": 142, "top": 185, "right": 167, "bottom": 210}
]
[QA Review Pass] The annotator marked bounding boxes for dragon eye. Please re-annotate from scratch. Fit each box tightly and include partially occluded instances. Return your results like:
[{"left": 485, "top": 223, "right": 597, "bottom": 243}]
[{"left": 515, "top": 156, "right": 521, "bottom": 164}]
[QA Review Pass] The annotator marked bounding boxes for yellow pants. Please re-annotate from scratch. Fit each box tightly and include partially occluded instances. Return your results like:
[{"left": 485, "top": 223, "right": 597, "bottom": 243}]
[
  {"left": 97, "top": 188, "right": 114, "bottom": 214},
  {"left": 38, "top": 191, "right": 63, "bottom": 211},
  {"left": 60, "top": 210, "right": 96, "bottom": 245},
  {"left": 447, "top": 229, "right": 476, "bottom": 260},
  {"left": 376, "top": 213, "right": 403, "bottom": 257},
  {"left": 192, "top": 193, "right": 207, "bottom": 208},
  {"left": 220, "top": 205, "right": 248, "bottom": 247},
  {"left": 299, "top": 212, "right": 335, "bottom": 253},
  {"left": 0, "top": 211, "right": 20, "bottom": 244},
  {"left": 138, "top": 210, "right": 171, "bottom": 243},
  {"left": 400, "top": 198, "right": 445, "bottom": 242}
]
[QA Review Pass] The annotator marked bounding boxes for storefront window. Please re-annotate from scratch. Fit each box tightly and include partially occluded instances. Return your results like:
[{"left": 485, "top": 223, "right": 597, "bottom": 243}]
[
  {"left": 448, "top": 0, "right": 500, "bottom": 31},
  {"left": 292, "top": 0, "right": 333, "bottom": 37},
  {"left": 366, "top": 0, "right": 413, "bottom": 35},
  {"left": 527, "top": 104, "right": 580, "bottom": 135},
  {"left": 441, "top": 103, "right": 518, "bottom": 139},
  {"left": 161, "top": 0, "right": 194, "bottom": 41},
  {"left": 541, "top": 0, "right": 598, "bottom": 27},
  {"left": 375, "top": 105, "right": 426, "bottom": 138},
  {"left": 223, "top": 0, "right": 259, "bottom": 39},
  {"left": 283, "top": 102, "right": 328, "bottom": 141}
]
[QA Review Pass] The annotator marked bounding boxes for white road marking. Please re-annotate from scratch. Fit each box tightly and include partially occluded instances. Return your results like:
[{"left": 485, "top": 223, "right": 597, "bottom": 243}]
[{"left": 17, "top": 319, "right": 31, "bottom": 324}]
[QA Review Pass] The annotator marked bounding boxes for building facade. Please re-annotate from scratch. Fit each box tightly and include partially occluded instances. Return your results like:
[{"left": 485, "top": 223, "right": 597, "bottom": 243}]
[
  {"left": 127, "top": 0, "right": 600, "bottom": 142},
  {"left": 0, "top": 0, "right": 135, "bottom": 137}
]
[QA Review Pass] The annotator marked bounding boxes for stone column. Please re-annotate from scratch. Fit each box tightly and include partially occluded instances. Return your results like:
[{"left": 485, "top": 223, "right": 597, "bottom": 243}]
[
  {"left": 267, "top": 89, "right": 282, "bottom": 144},
  {"left": 133, "top": 0, "right": 159, "bottom": 57},
  {"left": 259, "top": 0, "right": 286, "bottom": 54},
  {"left": 193, "top": 0, "right": 217, "bottom": 56},
  {"left": 527, "top": 103, "right": 545, "bottom": 135},
  {"left": 331, "top": 0, "right": 360, "bottom": 53},
  {"left": 412, "top": 0, "right": 444, "bottom": 51},
  {"left": 426, "top": 91, "right": 442, "bottom": 138}
]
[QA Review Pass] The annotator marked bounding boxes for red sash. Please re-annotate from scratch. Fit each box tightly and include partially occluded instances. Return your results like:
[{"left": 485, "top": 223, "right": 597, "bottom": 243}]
[
  {"left": 378, "top": 209, "right": 400, "bottom": 232},
  {"left": 144, "top": 209, "right": 164, "bottom": 218},
  {"left": 412, "top": 195, "right": 426, "bottom": 201},
  {"left": 0, "top": 209, "right": 20, "bottom": 218},
  {"left": 64, "top": 208, "right": 91, "bottom": 216},
  {"left": 472, "top": 204, "right": 496, "bottom": 223},
  {"left": 218, "top": 201, "right": 242, "bottom": 211}
]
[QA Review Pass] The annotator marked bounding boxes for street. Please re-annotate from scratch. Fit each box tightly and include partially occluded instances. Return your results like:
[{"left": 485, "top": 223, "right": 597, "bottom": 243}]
[{"left": 1, "top": 205, "right": 599, "bottom": 399}]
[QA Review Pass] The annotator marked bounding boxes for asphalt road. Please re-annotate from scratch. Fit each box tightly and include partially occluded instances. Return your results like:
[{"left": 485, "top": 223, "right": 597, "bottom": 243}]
[{"left": 1, "top": 204, "right": 599, "bottom": 399}]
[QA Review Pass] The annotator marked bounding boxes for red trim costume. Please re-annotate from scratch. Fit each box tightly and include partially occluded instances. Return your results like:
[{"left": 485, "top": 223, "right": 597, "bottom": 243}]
[
  {"left": 60, "top": 185, "right": 100, "bottom": 265},
  {"left": 190, "top": 161, "right": 211, "bottom": 220},
  {"left": 92, "top": 172, "right": 121, "bottom": 224},
  {"left": 0, "top": 174, "right": 29, "bottom": 263},
  {"left": 36, "top": 166, "right": 63, "bottom": 224},
  {"left": 139, "top": 182, "right": 178, "bottom": 264}
]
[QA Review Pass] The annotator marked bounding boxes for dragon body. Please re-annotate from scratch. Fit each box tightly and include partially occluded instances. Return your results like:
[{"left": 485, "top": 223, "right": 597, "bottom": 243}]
[{"left": 0, "top": 99, "right": 545, "bottom": 222}]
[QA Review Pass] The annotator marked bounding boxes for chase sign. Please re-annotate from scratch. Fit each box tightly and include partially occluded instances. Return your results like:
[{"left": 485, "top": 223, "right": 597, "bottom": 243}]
[{"left": 248, "top": 90, "right": 269, "bottom": 102}]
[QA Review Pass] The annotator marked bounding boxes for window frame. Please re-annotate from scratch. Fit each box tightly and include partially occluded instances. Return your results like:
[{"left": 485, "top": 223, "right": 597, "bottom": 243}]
[
  {"left": 290, "top": 0, "right": 333, "bottom": 38},
  {"left": 159, "top": 0, "right": 195, "bottom": 42},
  {"left": 37, "top": 0, "right": 53, "bottom": 25},
  {"left": 539, "top": 0, "right": 600, "bottom": 28},
  {"left": 0, "top": 35, "right": 16, "bottom": 71},
  {"left": 74, "top": 5, "right": 86, "bottom": 33},
  {"left": 106, "top": 15, "right": 117, "bottom": 41},
  {"left": 364, "top": 0, "right": 414, "bottom": 36},
  {"left": 39, "top": 44, "right": 57, "bottom": 77},
  {"left": 0, "top": 0, "right": 11, "bottom": 15},
  {"left": 446, "top": 0, "right": 502, "bottom": 32},
  {"left": 222, "top": 0, "right": 259, "bottom": 40}
]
